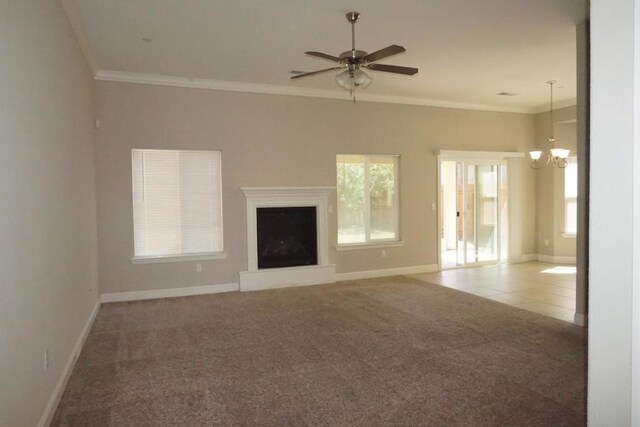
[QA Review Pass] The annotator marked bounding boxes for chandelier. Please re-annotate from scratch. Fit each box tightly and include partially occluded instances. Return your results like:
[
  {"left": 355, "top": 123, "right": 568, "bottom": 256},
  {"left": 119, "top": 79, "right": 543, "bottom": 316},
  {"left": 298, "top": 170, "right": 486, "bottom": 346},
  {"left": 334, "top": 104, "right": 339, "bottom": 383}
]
[{"left": 529, "top": 80, "right": 570, "bottom": 169}]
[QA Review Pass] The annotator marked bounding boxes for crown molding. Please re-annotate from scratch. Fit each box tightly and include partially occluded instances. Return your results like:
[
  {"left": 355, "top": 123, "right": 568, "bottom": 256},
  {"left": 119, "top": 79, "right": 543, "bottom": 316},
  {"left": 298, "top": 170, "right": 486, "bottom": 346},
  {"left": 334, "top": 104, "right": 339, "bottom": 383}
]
[
  {"left": 437, "top": 150, "right": 525, "bottom": 160},
  {"left": 95, "top": 69, "right": 546, "bottom": 114},
  {"left": 60, "top": 0, "right": 97, "bottom": 76},
  {"left": 529, "top": 97, "right": 578, "bottom": 114}
]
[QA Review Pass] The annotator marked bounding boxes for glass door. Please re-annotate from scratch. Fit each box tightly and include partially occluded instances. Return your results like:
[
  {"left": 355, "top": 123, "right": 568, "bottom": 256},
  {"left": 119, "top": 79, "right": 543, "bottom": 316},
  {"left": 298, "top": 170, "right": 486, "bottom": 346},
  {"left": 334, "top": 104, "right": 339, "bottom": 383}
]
[
  {"left": 439, "top": 157, "right": 506, "bottom": 269},
  {"left": 466, "top": 165, "right": 498, "bottom": 264},
  {"left": 462, "top": 161, "right": 501, "bottom": 266}
]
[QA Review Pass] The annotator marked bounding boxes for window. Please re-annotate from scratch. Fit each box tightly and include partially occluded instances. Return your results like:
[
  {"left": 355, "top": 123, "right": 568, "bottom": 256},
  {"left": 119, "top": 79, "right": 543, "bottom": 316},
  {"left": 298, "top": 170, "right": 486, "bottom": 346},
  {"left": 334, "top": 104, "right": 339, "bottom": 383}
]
[
  {"left": 564, "top": 157, "right": 578, "bottom": 235},
  {"left": 131, "top": 149, "right": 223, "bottom": 259},
  {"left": 336, "top": 154, "right": 399, "bottom": 245}
]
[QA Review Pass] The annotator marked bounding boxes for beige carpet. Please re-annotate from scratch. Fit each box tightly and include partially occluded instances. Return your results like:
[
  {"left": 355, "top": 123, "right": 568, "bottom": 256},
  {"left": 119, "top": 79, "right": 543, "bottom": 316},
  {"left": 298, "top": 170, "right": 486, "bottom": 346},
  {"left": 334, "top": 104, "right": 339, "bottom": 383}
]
[{"left": 52, "top": 275, "right": 586, "bottom": 426}]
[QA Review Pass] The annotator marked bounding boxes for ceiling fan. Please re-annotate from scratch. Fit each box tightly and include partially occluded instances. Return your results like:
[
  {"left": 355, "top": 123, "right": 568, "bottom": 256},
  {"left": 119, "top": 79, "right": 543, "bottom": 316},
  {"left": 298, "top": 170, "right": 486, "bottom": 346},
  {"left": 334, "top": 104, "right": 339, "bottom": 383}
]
[{"left": 291, "top": 11, "right": 419, "bottom": 102}]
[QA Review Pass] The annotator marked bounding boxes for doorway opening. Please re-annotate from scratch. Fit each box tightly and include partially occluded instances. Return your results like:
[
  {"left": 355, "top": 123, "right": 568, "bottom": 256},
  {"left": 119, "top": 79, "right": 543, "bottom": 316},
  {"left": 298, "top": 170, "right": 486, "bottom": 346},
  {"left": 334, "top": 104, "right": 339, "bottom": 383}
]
[{"left": 439, "top": 158, "right": 509, "bottom": 269}]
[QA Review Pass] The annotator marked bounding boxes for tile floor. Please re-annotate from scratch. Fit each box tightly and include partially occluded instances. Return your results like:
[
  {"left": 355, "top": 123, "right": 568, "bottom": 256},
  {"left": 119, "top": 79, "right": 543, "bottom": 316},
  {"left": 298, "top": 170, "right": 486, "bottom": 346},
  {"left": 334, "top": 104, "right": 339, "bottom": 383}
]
[{"left": 411, "top": 262, "right": 577, "bottom": 323}]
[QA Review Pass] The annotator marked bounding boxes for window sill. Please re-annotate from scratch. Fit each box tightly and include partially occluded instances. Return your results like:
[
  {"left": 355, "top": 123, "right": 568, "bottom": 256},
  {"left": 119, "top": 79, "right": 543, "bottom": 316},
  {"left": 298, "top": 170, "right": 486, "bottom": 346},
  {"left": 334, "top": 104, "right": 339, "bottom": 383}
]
[
  {"left": 131, "top": 252, "right": 227, "bottom": 264},
  {"left": 335, "top": 241, "right": 404, "bottom": 251},
  {"left": 561, "top": 232, "right": 577, "bottom": 238}
]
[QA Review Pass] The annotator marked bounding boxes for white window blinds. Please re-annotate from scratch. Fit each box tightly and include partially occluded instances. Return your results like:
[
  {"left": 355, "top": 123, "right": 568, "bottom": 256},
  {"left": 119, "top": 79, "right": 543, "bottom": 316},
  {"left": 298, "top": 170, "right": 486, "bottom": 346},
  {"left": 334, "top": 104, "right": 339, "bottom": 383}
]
[{"left": 132, "top": 149, "right": 223, "bottom": 258}]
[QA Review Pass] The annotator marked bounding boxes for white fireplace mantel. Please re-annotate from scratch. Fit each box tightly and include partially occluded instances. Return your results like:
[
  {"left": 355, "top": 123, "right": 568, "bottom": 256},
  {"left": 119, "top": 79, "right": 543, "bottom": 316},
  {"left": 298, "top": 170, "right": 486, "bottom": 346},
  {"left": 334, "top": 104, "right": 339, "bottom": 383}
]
[
  {"left": 238, "top": 186, "right": 336, "bottom": 291},
  {"left": 241, "top": 187, "right": 334, "bottom": 200}
]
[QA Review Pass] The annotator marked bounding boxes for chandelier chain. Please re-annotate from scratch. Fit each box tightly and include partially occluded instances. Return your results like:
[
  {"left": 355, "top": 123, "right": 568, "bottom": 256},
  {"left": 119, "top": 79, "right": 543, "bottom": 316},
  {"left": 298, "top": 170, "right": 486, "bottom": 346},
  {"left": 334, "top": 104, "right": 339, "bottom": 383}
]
[
  {"left": 548, "top": 80, "right": 555, "bottom": 142},
  {"left": 529, "top": 80, "right": 568, "bottom": 169}
]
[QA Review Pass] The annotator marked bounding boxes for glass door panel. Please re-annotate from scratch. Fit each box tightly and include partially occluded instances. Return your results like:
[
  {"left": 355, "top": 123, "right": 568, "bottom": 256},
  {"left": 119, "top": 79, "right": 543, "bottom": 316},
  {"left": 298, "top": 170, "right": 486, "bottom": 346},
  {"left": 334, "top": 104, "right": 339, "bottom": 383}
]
[
  {"left": 475, "top": 164, "right": 498, "bottom": 262},
  {"left": 464, "top": 165, "right": 477, "bottom": 263},
  {"left": 464, "top": 163, "right": 499, "bottom": 265},
  {"left": 499, "top": 164, "right": 509, "bottom": 261},
  {"left": 456, "top": 162, "right": 464, "bottom": 266}
]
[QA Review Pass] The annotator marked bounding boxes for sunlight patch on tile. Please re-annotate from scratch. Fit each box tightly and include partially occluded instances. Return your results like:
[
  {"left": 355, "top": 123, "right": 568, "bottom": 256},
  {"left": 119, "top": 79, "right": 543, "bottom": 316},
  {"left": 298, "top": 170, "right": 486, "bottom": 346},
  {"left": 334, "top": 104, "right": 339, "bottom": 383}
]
[{"left": 541, "top": 266, "right": 576, "bottom": 275}]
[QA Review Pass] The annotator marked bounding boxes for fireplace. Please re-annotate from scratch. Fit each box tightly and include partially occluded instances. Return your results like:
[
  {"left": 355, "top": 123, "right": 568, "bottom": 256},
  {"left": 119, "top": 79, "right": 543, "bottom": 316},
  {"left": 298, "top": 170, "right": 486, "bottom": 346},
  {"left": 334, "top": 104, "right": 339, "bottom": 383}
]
[
  {"left": 257, "top": 207, "right": 318, "bottom": 269},
  {"left": 239, "top": 187, "right": 336, "bottom": 291}
]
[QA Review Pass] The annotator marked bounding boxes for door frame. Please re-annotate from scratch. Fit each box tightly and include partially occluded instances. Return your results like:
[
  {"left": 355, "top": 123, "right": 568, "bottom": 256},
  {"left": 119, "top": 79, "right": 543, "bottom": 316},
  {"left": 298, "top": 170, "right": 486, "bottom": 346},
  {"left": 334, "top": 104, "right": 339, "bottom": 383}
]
[{"left": 436, "top": 150, "right": 525, "bottom": 271}]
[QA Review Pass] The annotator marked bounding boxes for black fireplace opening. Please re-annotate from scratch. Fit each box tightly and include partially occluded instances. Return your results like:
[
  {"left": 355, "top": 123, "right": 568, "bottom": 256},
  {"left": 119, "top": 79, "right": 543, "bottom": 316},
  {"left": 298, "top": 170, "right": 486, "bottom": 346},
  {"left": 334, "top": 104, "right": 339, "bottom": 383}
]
[{"left": 257, "top": 206, "right": 318, "bottom": 269}]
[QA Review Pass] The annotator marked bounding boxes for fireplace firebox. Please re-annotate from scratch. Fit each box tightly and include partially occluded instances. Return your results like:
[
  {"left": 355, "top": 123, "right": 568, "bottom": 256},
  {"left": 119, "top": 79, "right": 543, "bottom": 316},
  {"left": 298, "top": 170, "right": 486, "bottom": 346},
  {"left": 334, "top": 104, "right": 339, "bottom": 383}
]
[{"left": 257, "top": 207, "right": 317, "bottom": 269}]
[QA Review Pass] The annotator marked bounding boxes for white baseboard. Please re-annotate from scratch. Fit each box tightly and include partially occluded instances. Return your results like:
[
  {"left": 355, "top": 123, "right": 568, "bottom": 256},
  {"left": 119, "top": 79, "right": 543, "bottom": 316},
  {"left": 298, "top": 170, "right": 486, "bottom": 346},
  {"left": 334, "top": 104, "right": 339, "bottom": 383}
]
[
  {"left": 510, "top": 254, "right": 576, "bottom": 264},
  {"left": 574, "top": 312, "right": 588, "bottom": 327},
  {"left": 336, "top": 264, "right": 439, "bottom": 282},
  {"left": 101, "top": 282, "right": 239, "bottom": 303},
  {"left": 537, "top": 254, "right": 577, "bottom": 265},
  {"left": 38, "top": 299, "right": 101, "bottom": 427},
  {"left": 519, "top": 254, "right": 540, "bottom": 262},
  {"left": 509, "top": 254, "right": 577, "bottom": 265}
]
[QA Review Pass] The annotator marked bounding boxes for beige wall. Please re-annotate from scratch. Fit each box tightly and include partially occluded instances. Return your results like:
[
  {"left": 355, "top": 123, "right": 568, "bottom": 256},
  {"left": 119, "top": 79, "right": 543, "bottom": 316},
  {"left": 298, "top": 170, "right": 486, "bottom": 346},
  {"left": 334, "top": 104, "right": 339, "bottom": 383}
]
[
  {"left": 0, "top": 1, "right": 99, "bottom": 426},
  {"left": 95, "top": 81, "right": 537, "bottom": 294},
  {"left": 534, "top": 106, "right": 578, "bottom": 258}
]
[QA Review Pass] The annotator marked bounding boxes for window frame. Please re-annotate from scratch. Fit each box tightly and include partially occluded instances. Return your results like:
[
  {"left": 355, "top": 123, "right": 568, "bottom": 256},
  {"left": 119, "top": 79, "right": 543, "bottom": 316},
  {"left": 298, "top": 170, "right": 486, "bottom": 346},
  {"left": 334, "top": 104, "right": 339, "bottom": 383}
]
[
  {"left": 335, "top": 154, "right": 401, "bottom": 249},
  {"left": 130, "top": 148, "right": 226, "bottom": 264}
]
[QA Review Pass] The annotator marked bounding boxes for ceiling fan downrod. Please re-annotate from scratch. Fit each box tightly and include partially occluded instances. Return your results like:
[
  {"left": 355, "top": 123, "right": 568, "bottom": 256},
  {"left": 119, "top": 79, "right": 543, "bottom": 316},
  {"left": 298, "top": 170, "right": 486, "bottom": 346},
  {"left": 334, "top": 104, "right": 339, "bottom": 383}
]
[{"left": 347, "top": 11, "right": 360, "bottom": 56}]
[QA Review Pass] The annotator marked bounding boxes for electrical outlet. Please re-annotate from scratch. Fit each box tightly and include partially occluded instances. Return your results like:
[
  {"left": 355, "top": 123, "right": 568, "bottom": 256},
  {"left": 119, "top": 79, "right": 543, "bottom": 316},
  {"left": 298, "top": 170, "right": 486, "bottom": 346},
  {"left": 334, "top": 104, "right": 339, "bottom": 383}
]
[
  {"left": 544, "top": 239, "right": 549, "bottom": 247},
  {"left": 381, "top": 249, "right": 387, "bottom": 258},
  {"left": 196, "top": 263, "right": 202, "bottom": 273},
  {"left": 44, "top": 351, "right": 49, "bottom": 370},
  {"left": 431, "top": 202, "right": 436, "bottom": 211}
]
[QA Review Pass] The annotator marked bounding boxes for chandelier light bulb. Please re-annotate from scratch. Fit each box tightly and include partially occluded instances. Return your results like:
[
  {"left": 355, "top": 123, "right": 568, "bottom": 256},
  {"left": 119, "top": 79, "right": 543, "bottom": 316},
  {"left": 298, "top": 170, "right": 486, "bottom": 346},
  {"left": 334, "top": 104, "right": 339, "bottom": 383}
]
[
  {"left": 550, "top": 148, "right": 570, "bottom": 159},
  {"left": 529, "top": 151, "right": 543, "bottom": 161}
]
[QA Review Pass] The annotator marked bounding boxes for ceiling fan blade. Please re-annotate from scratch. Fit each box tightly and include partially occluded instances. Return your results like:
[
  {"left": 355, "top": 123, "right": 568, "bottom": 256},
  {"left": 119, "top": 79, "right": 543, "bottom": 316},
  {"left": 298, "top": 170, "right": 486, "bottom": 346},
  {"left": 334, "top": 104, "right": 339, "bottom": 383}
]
[
  {"left": 290, "top": 67, "right": 343, "bottom": 80},
  {"left": 367, "top": 63, "right": 418, "bottom": 75},
  {"left": 305, "top": 51, "right": 342, "bottom": 63},
  {"left": 364, "top": 45, "right": 406, "bottom": 63}
]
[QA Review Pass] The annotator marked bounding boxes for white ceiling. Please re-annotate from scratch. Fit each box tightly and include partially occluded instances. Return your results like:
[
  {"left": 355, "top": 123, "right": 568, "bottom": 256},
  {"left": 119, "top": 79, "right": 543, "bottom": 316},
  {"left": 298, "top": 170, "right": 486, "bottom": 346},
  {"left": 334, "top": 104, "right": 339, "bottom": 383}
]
[{"left": 67, "top": 0, "right": 588, "bottom": 113}]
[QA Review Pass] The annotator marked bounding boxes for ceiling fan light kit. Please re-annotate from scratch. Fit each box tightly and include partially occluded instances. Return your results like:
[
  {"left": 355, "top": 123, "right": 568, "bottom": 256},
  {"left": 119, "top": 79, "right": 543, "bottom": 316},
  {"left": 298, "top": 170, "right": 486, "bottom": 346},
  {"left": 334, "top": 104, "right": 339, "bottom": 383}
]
[
  {"left": 335, "top": 68, "right": 372, "bottom": 90},
  {"left": 291, "top": 11, "right": 419, "bottom": 102},
  {"left": 529, "top": 80, "right": 570, "bottom": 169}
]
